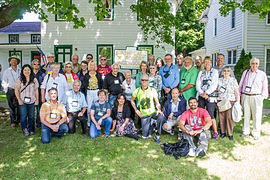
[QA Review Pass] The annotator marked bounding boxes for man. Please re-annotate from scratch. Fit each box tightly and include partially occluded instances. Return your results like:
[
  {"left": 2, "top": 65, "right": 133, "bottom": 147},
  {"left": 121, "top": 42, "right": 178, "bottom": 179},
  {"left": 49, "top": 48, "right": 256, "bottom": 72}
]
[
  {"left": 41, "top": 63, "right": 68, "bottom": 103},
  {"left": 41, "top": 53, "right": 63, "bottom": 74},
  {"left": 214, "top": 54, "right": 234, "bottom": 77},
  {"left": 103, "top": 63, "right": 125, "bottom": 107},
  {"left": 77, "top": 60, "right": 88, "bottom": 87},
  {"left": 179, "top": 57, "right": 199, "bottom": 101},
  {"left": 163, "top": 88, "right": 186, "bottom": 139},
  {"left": 131, "top": 74, "right": 165, "bottom": 143},
  {"left": 40, "top": 88, "right": 69, "bottom": 143},
  {"left": 97, "top": 55, "right": 112, "bottom": 80},
  {"left": 86, "top": 54, "right": 93, "bottom": 63},
  {"left": 32, "top": 59, "right": 46, "bottom": 128},
  {"left": 148, "top": 55, "right": 155, "bottom": 65},
  {"left": 158, "top": 54, "right": 179, "bottom": 100},
  {"left": 179, "top": 97, "right": 212, "bottom": 157},
  {"left": 239, "top": 58, "right": 268, "bottom": 140},
  {"left": 63, "top": 80, "right": 88, "bottom": 136},
  {"left": 176, "top": 53, "right": 184, "bottom": 71},
  {"left": 71, "top": 54, "right": 81, "bottom": 73},
  {"left": 2, "top": 56, "right": 21, "bottom": 127},
  {"left": 195, "top": 56, "right": 204, "bottom": 71}
]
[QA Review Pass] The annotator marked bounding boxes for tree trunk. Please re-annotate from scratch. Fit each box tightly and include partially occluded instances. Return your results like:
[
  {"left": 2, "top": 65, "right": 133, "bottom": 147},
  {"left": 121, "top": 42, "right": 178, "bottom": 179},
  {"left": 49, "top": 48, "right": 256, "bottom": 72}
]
[{"left": 0, "top": 3, "right": 25, "bottom": 28}]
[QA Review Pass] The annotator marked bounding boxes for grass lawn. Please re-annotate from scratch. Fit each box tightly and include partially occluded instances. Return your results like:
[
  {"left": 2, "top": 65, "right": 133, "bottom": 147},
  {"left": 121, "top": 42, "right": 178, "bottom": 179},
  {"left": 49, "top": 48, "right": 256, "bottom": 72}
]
[
  {"left": 0, "top": 92, "right": 7, "bottom": 103},
  {"left": 1, "top": 106, "right": 269, "bottom": 179},
  {"left": 263, "top": 98, "right": 270, "bottom": 109}
]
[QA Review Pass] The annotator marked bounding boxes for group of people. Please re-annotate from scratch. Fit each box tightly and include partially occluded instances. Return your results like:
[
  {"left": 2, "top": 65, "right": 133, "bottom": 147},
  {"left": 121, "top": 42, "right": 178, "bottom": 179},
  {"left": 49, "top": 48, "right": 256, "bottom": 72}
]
[{"left": 1, "top": 52, "right": 268, "bottom": 157}]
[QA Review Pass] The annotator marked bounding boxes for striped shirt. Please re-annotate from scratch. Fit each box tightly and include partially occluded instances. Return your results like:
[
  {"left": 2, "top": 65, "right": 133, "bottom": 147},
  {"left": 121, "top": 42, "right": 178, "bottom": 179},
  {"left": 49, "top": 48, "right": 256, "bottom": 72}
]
[{"left": 40, "top": 101, "right": 67, "bottom": 124}]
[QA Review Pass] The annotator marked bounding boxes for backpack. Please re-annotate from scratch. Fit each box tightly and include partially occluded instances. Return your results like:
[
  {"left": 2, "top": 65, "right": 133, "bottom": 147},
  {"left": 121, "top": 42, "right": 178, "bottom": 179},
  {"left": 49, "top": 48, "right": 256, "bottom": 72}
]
[{"left": 161, "top": 139, "right": 190, "bottom": 159}]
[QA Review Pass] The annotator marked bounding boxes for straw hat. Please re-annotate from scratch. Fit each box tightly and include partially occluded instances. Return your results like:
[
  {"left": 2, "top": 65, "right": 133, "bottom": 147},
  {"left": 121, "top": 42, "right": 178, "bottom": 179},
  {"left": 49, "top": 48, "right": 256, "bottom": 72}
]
[{"left": 8, "top": 56, "right": 20, "bottom": 64}]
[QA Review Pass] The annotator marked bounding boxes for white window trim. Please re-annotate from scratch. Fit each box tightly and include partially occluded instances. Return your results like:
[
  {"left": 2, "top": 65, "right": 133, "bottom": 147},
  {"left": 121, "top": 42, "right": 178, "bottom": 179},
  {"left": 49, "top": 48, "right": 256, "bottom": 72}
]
[
  {"left": 227, "top": 47, "right": 237, "bottom": 65},
  {"left": 211, "top": 51, "right": 219, "bottom": 66}
]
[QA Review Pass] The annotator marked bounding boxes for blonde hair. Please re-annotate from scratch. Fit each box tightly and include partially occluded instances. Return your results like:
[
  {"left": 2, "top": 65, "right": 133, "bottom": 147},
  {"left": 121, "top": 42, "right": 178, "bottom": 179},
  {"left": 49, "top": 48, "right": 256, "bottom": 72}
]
[
  {"left": 203, "top": 56, "right": 212, "bottom": 63},
  {"left": 124, "top": 70, "right": 132, "bottom": 76},
  {"left": 88, "top": 60, "right": 97, "bottom": 71},
  {"left": 51, "top": 63, "right": 60, "bottom": 69}
]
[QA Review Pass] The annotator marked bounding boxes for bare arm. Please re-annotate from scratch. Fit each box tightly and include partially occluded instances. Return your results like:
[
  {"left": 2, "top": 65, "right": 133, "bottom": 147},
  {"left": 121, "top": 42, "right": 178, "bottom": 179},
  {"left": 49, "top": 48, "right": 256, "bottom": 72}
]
[
  {"left": 234, "top": 88, "right": 240, "bottom": 103},
  {"left": 34, "top": 88, "right": 39, "bottom": 105},
  {"left": 14, "top": 87, "right": 23, "bottom": 105},
  {"left": 41, "top": 88, "right": 45, "bottom": 103},
  {"left": 131, "top": 96, "right": 143, "bottom": 118},
  {"left": 181, "top": 84, "right": 194, "bottom": 92}
]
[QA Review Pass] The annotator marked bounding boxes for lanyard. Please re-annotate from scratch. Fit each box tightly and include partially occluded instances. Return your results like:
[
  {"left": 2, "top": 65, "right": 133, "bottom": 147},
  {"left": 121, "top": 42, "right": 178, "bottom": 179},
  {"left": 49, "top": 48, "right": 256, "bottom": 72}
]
[{"left": 245, "top": 70, "right": 257, "bottom": 87}]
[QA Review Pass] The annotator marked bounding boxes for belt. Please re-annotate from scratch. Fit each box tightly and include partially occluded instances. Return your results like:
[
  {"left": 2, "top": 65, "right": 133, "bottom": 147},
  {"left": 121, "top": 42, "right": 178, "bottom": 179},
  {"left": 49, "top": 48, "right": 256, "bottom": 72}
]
[
  {"left": 87, "top": 88, "right": 98, "bottom": 90},
  {"left": 243, "top": 93, "right": 260, "bottom": 96},
  {"left": 8, "top": 87, "right": 14, "bottom": 90}
]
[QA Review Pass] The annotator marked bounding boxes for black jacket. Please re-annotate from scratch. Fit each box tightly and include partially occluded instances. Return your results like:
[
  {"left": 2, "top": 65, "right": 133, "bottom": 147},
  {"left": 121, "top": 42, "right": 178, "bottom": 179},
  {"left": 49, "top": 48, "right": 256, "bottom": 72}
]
[
  {"left": 112, "top": 105, "right": 131, "bottom": 120},
  {"left": 81, "top": 71, "right": 103, "bottom": 96}
]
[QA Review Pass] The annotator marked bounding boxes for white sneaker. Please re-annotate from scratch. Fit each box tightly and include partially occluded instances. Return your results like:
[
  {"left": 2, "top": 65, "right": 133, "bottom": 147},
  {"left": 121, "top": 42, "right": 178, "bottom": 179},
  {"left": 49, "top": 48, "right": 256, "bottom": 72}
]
[{"left": 188, "top": 148, "right": 196, "bottom": 157}]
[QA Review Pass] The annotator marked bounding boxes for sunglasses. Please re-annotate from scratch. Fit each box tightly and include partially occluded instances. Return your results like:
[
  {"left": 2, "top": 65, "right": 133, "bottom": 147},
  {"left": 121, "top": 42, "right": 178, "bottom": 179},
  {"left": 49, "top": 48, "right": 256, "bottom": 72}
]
[
  {"left": 33, "top": 63, "right": 40, "bottom": 65},
  {"left": 141, "top": 79, "right": 149, "bottom": 82},
  {"left": 87, "top": 57, "right": 93, "bottom": 59}
]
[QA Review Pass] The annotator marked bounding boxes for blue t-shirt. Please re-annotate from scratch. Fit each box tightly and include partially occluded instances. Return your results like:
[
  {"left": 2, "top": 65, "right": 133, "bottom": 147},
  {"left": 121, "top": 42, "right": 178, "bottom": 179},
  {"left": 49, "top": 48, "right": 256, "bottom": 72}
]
[{"left": 90, "top": 100, "right": 111, "bottom": 120}]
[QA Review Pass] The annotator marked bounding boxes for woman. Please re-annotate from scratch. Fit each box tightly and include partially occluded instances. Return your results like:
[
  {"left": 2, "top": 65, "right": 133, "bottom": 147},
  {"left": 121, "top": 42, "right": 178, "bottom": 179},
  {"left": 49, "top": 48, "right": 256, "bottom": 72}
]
[
  {"left": 63, "top": 62, "right": 79, "bottom": 90},
  {"left": 111, "top": 93, "right": 138, "bottom": 139},
  {"left": 196, "top": 56, "right": 219, "bottom": 139},
  {"left": 81, "top": 60, "right": 103, "bottom": 126},
  {"left": 149, "top": 65, "right": 162, "bottom": 100},
  {"left": 217, "top": 66, "right": 240, "bottom": 140},
  {"left": 14, "top": 64, "right": 39, "bottom": 136},
  {"left": 135, "top": 61, "right": 148, "bottom": 88},
  {"left": 155, "top": 57, "right": 164, "bottom": 72}
]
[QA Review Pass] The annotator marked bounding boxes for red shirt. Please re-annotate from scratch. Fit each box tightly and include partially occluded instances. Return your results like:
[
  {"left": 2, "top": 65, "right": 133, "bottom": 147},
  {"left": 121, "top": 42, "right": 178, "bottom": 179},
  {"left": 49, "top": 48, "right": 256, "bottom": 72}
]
[
  {"left": 180, "top": 108, "right": 210, "bottom": 130},
  {"left": 97, "top": 65, "right": 112, "bottom": 80}
]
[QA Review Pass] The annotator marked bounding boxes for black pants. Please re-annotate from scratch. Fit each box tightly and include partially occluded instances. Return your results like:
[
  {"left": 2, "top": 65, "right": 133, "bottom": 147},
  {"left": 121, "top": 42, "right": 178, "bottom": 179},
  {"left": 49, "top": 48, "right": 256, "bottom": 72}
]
[
  {"left": 68, "top": 112, "right": 87, "bottom": 134},
  {"left": 198, "top": 96, "right": 216, "bottom": 119},
  {"left": 6, "top": 89, "right": 20, "bottom": 124}
]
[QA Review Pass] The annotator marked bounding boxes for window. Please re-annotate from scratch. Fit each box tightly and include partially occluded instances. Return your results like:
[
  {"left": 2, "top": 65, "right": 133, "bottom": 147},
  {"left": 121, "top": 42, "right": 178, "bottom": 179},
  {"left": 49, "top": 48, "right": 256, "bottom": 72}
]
[
  {"left": 266, "top": 48, "right": 270, "bottom": 76},
  {"left": 228, "top": 50, "right": 237, "bottom": 64},
  {"left": 9, "top": 34, "right": 19, "bottom": 44},
  {"left": 97, "top": 0, "right": 114, "bottom": 21},
  {"left": 232, "top": 9, "right": 235, "bottom": 28},
  {"left": 97, "top": 44, "right": 113, "bottom": 65},
  {"left": 54, "top": 45, "right": 72, "bottom": 68},
  {"left": 9, "top": 50, "right": 22, "bottom": 67},
  {"left": 267, "top": 11, "right": 270, "bottom": 25},
  {"left": 55, "top": 0, "right": 72, "bottom": 21},
  {"left": 31, "top": 34, "right": 41, "bottom": 44},
  {"left": 211, "top": 53, "right": 218, "bottom": 66},
  {"left": 137, "top": 45, "right": 154, "bottom": 55},
  {"left": 213, "top": 18, "right": 217, "bottom": 36}
]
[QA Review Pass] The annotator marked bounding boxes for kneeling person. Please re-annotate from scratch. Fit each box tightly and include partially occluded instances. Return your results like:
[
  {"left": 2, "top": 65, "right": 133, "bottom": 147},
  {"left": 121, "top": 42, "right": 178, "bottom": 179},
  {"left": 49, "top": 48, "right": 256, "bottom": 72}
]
[
  {"left": 63, "top": 80, "right": 88, "bottom": 136},
  {"left": 40, "top": 88, "right": 69, "bottom": 143},
  {"left": 90, "top": 89, "right": 113, "bottom": 138},
  {"left": 179, "top": 97, "right": 212, "bottom": 157}
]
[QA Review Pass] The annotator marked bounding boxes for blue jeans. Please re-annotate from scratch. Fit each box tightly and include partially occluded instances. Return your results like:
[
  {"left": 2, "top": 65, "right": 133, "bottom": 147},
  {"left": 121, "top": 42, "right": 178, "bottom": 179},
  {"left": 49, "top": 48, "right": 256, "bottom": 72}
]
[
  {"left": 41, "top": 123, "right": 69, "bottom": 143},
  {"left": 108, "top": 95, "right": 117, "bottom": 108},
  {"left": 19, "top": 103, "right": 35, "bottom": 132},
  {"left": 35, "top": 105, "right": 41, "bottom": 127},
  {"left": 89, "top": 117, "right": 113, "bottom": 138}
]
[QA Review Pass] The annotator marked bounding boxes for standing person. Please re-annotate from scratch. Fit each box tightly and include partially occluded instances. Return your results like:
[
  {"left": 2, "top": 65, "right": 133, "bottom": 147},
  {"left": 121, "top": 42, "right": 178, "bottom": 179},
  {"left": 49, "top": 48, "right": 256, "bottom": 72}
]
[
  {"left": 63, "top": 80, "right": 88, "bottom": 136},
  {"left": 77, "top": 61, "right": 88, "bottom": 85},
  {"left": 40, "top": 88, "right": 69, "bottom": 143},
  {"left": 89, "top": 89, "right": 113, "bottom": 138},
  {"left": 239, "top": 58, "right": 268, "bottom": 140},
  {"left": 81, "top": 60, "right": 103, "bottom": 126},
  {"left": 97, "top": 55, "right": 112, "bottom": 80},
  {"left": 176, "top": 53, "right": 184, "bottom": 71},
  {"left": 2, "top": 56, "right": 21, "bottom": 127},
  {"left": 158, "top": 54, "right": 179, "bottom": 100},
  {"left": 149, "top": 64, "right": 162, "bottom": 101},
  {"left": 110, "top": 93, "right": 138, "bottom": 138},
  {"left": 71, "top": 54, "right": 81, "bottom": 73},
  {"left": 86, "top": 54, "right": 93, "bottom": 63},
  {"left": 217, "top": 67, "right": 240, "bottom": 140},
  {"left": 155, "top": 57, "right": 164, "bottom": 72},
  {"left": 103, "top": 63, "right": 125, "bottom": 108},
  {"left": 179, "top": 97, "right": 212, "bottom": 157},
  {"left": 41, "top": 53, "right": 63, "bottom": 74},
  {"left": 196, "top": 56, "right": 219, "bottom": 139},
  {"left": 136, "top": 61, "right": 149, "bottom": 88},
  {"left": 32, "top": 59, "right": 46, "bottom": 128},
  {"left": 179, "top": 57, "right": 199, "bottom": 102},
  {"left": 148, "top": 55, "right": 155, "bottom": 65},
  {"left": 41, "top": 63, "right": 68, "bottom": 103},
  {"left": 214, "top": 54, "right": 234, "bottom": 78},
  {"left": 195, "top": 56, "right": 204, "bottom": 72},
  {"left": 14, "top": 64, "right": 39, "bottom": 136},
  {"left": 130, "top": 74, "right": 165, "bottom": 143},
  {"left": 63, "top": 62, "right": 79, "bottom": 90}
]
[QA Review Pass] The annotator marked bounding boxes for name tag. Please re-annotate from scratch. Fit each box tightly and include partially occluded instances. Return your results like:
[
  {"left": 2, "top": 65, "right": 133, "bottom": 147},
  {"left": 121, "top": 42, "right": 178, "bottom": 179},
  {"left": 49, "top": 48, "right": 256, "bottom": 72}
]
[
  {"left": 245, "top": 86, "right": 251, "bottom": 93},
  {"left": 102, "top": 74, "right": 105, "bottom": 80},
  {"left": 52, "top": 83, "right": 58, "bottom": 89},
  {"left": 67, "top": 78, "right": 73, "bottom": 82},
  {"left": 208, "top": 97, "right": 216, "bottom": 103},
  {"left": 149, "top": 82, "right": 153, "bottom": 87},
  {"left": 220, "top": 86, "right": 226, "bottom": 93},
  {"left": 181, "top": 79, "right": 186, "bottom": 84},
  {"left": 50, "top": 113, "right": 57, "bottom": 119},
  {"left": 97, "top": 111, "right": 103, "bottom": 116},
  {"left": 48, "top": 71, "right": 52, "bottom": 74},
  {"left": 114, "top": 80, "right": 119, "bottom": 84},
  {"left": 202, "top": 80, "right": 208, "bottom": 85},
  {"left": 72, "top": 101, "right": 78, "bottom": 107},
  {"left": 24, "top": 97, "right": 31, "bottom": 103}
]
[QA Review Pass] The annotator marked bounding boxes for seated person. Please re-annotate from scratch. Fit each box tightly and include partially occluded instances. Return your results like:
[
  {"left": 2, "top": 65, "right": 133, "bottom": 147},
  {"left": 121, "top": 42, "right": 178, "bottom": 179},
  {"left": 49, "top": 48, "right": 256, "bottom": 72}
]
[
  {"left": 63, "top": 80, "right": 88, "bottom": 137},
  {"left": 40, "top": 88, "right": 69, "bottom": 143},
  {"left": 130, "top": 74, "right": 165, "bottom": 143},
  {"left": 179, "top": 97, "right": 212, "bottom": 157},
  {"left": 163, "top": 88, "right": 186, "bottom": 139},
  {"left": 110, "top": 93, "right": 139, "bottom": 139},
  {"left": 90, "top": 89, "right": 113, "bottom": 138}
]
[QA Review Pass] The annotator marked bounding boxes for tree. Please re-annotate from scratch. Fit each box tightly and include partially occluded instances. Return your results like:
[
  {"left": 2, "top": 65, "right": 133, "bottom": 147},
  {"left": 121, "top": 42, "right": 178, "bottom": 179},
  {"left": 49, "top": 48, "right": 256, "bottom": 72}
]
[
  {"left": 0, "top": 0, "right": 269, "bottom": 47},
  {"left": 234, "top": 49, "right": 252, "bottom": 82}
]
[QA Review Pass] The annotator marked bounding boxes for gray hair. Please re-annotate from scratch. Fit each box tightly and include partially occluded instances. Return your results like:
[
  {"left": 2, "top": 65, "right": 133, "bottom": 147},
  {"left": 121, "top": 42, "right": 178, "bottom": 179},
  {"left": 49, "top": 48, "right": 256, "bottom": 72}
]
[
  {"left": 112, "top": 63, "right": 119, "bottom": 68},
  {"left": 184, "top": 56, "right": 193, "bottom": 62},
  {"left": 73, "top": 80, "right": 81, "bottom": 86},
  {"left": 32, "top": 59, "right": 40, "bottom": 64},
  {"left": 250, "top": 57, "right": 260, "bottom": 63},
  {"left": 47, "top": 53, "right": 54, "bottom": 57}
]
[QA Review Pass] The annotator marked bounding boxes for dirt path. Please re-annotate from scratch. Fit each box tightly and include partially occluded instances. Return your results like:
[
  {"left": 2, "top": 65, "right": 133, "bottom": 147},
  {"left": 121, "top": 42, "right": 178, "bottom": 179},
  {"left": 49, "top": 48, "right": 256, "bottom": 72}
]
[{"left": 197, "top": 122, "right": 270, "bottom": 180}]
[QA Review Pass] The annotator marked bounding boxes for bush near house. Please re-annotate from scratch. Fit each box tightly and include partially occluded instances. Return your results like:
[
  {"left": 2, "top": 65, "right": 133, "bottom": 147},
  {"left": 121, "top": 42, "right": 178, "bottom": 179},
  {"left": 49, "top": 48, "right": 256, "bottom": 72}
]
[{"left": 234, "top": 49, "right": 252, "bottom": 83}]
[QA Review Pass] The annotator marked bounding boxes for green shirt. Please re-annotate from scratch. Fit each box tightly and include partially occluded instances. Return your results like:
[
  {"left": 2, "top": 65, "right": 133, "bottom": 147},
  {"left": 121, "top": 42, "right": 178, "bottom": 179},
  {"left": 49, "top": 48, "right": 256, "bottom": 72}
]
[
  {"left": 179, "top": 66, "right": 199, "bottom": 101},
  {"left": 132, "top": 87, "right": 158, "bottom": 116}
]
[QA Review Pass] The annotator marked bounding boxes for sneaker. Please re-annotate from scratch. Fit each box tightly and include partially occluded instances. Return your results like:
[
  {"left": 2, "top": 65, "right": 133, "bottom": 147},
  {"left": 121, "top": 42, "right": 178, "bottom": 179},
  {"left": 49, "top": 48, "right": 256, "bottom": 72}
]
[
  {"left": 104, "top": 134, "right": 109, "bottom": 138},
  {"left": 220, "top": 133, "right": 226, "bottom": 138},
  {"left": 170, "top": 130, "right": 175, "bottom": 136},
  {"left": 188, "top": 148, "right": 196, "bottom": 157},
  {"left": 23, "top": 128, "right": 30, "bottom": 136},
  {"left": 228, "top": 136, "right": 234, "bottom": 140},
  {"left": 30, "top": 132, "right": 35, "bottom": 135},
  {"left": 10, "top": 123, "right": 16, "bottom": 128},
  {"left": 212, "top": 132, "right": 219, "bottom": 139},
  {"left": 154, "top": 135, "right": 161, "bottom": 143},
  {"left": 240, "top": 133, "right": 249, "bottom": 137},
  {"left": 196, "top": 148, "right": 206, "bottom": 157},
  {"left": 178, "top": 131, "right": 183, "bottom": 140}
]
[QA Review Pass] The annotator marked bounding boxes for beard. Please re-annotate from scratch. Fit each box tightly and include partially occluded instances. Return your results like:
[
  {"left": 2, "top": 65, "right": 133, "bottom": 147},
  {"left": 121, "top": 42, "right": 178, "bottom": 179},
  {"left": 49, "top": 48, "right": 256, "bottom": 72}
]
[{"left": 184, "top": 65, "right": 192, "bottom": 71}]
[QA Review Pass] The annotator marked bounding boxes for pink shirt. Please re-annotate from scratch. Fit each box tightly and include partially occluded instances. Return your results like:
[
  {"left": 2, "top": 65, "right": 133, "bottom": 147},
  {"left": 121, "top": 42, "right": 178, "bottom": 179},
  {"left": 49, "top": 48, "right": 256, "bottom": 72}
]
[
  {"left": 180, "top": 108, "right": 210, "bottom": 130},
  {"left": 239, "top": 69, "right": 268, "bottom": 99},
  {"left": 97, "top": 65, "right": 112, "bottom": 80}
]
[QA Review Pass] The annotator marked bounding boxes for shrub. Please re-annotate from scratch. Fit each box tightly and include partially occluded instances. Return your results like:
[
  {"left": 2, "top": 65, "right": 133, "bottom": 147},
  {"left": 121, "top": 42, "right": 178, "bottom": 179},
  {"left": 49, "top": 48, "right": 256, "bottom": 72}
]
[{"left": 234, "top": 49, "right": 252, "bottom": 82}]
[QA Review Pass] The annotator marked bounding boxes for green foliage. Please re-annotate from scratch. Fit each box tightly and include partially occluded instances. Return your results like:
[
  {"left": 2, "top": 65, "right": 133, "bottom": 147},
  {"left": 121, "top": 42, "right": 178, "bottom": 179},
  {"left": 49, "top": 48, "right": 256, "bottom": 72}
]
[{"left": 234, "top": 49, "right": 252, "bottom": 82}]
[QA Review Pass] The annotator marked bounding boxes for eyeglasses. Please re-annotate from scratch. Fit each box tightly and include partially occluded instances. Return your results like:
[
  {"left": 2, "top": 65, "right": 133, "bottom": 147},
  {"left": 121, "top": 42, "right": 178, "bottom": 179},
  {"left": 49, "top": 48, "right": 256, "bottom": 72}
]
[
  {"left": 141, "top": 79, "right": 149, "bottom": 82},
  {"left": 101, "top": 59, "right": 107, "bottom": 61},
  {"left": 87, "top": 57, "right": 93, "bottom": 59},
  {"left": 33, "top": 63, "right": 40, "bottom": 65},
  {"left": 48, "top": 56, "right": 54, "bottom": 58},
  {"left": 66, "top": 66, "right": 72, "bottom": 68}
]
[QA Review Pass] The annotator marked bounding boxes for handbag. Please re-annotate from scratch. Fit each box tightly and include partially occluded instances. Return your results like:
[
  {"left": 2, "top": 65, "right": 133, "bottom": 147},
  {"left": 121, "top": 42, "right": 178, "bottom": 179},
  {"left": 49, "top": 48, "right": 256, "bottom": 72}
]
[
  {"left": 217, "top": 99, "right": 231, "bottom": 112},
  {"left": 161, "top": 139, "right": 190, "bottom": 159},
  {"left": 232, "top": 102, "right": 242, "bottom": 122}
]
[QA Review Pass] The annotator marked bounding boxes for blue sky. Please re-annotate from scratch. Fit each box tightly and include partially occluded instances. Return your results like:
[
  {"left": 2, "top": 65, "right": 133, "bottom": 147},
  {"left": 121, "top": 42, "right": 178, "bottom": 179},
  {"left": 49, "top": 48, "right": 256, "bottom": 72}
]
[{"left": 15, "top": 12, "right": 40, "bottom": 22}]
